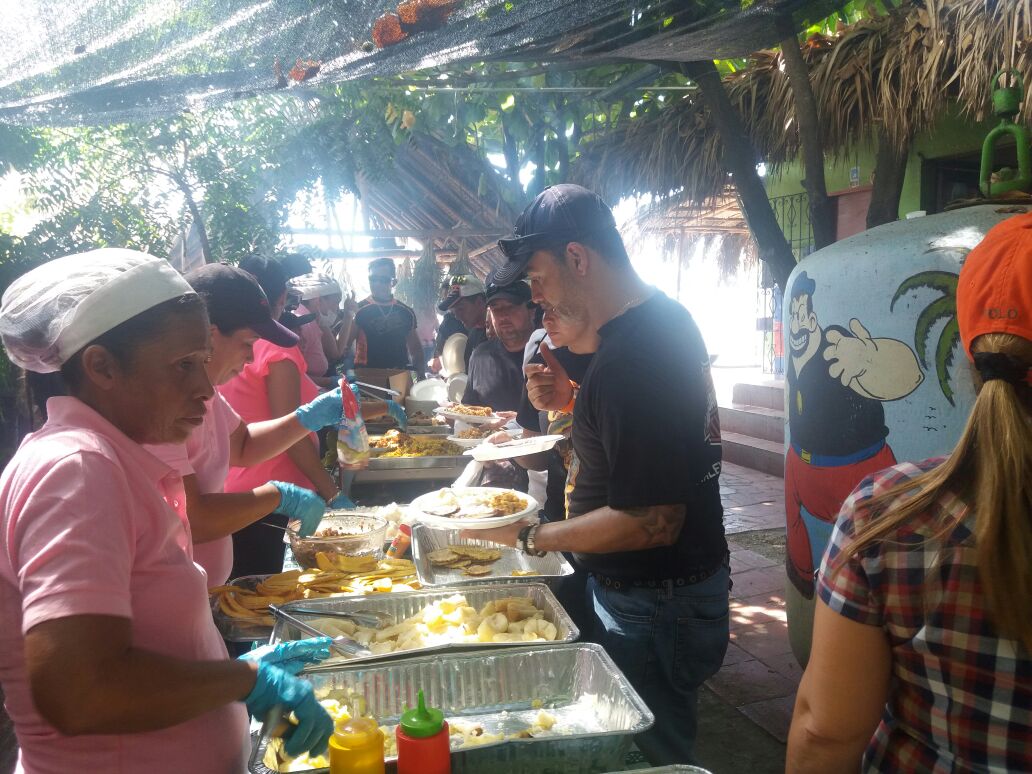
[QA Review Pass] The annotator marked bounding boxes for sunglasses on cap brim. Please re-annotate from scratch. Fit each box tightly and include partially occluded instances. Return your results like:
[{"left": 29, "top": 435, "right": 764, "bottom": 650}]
[{"left": 498, "top": 230, "right": 581, "bottom": 259}]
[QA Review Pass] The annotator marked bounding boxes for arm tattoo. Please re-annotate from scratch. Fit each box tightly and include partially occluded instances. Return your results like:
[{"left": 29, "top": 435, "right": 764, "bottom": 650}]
[{"left": 624, "top": 504, "right": 686, "bottom": 547}]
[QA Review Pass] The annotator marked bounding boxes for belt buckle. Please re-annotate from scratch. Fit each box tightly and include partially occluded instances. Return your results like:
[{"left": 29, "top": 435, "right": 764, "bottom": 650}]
[{"left": 800, "top": 448, "right": 812, "bottom": 464}]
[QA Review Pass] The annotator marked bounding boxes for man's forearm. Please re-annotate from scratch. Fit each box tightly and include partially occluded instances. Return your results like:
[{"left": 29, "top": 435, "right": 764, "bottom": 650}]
[{"left": 534, "top": 504, "right": 686, "bottom": 554}]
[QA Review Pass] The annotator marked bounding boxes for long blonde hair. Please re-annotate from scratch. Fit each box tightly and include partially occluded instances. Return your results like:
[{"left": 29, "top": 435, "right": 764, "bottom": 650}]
[{"left": 843, "top": 333, "right": 1032, "bottom": 650}]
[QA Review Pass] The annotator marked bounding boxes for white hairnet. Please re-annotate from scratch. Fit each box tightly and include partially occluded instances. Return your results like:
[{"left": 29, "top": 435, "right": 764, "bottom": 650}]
[
  {"left": 289, "top": 272, "right": 341, "bottom": 301},
  {"left": 0, "top": 248, "right": 195, "bottom": 373}
]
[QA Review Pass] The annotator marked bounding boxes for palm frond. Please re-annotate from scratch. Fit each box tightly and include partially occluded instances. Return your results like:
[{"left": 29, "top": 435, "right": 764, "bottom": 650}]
[
  {"left": 935, "top": 315, "right": 961, "bottom": 406},
  {"left": 574, "top": 1, "right": 1032, "bottom": 215},
  {"left": 890, "top": 270, "right": 959, "bottom": 311},
  {"left": 913, "top": 294, "right": 956, "bottom": 367}
]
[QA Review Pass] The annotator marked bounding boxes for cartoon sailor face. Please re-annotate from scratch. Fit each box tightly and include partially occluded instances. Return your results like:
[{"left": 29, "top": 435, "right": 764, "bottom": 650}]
[{"left": 789, "top": 293, "right": 819, "bottom": 355}]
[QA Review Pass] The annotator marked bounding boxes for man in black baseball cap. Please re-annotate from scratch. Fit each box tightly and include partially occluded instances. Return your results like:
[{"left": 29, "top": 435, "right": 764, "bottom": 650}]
[
  {"left": 494, "top": 183, "right": 622, "bottom": 286},
  {"left": 461, "top": 271, "right": 535, "bottom": 412},
  {"left": 478, "top": 184, "right": 729, "bottom": 767}
]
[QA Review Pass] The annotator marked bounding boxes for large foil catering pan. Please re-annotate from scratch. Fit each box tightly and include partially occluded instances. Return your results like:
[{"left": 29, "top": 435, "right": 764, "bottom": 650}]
[
  {"left": 211, "top": 571, "right": 412, "bottom": 643},
  {"left": 248, "top": 643, "right": 654, "bottom": 774},
  {"left": 269, "top": 582, "right": 578, "bottom": 667},
  {"left": 604, "top": 767, "right": 714, "bottom": 773},
  {"left": 366, "top": 454, "right": 468, "bottom": 470},
  {"left": 411, "top": 524, "right": 574, "bottom": 589}
]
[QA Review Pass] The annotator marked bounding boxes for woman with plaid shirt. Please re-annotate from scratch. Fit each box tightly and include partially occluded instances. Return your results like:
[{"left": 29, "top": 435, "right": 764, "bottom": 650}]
[{"left": 787, "top": 212, "right": 1032, "bottom": 773}]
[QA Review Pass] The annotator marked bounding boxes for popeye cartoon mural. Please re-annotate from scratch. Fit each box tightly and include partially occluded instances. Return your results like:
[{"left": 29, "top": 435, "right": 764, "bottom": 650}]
[{"left": 785, "top": 271, "right": 923, "bottom": 597}]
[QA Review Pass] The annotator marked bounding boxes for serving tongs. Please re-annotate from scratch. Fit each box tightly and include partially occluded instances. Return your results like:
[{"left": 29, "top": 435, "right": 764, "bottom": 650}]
[
  {"left": 268, "top": 604, "right": 372, "bottom": 659},
  {"left": 281, "top": 606, "right": 394, "bottom": 629}
]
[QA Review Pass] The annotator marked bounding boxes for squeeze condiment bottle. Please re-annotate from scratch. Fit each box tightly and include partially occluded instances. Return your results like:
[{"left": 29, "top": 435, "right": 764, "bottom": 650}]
[
  {"left": 329, "top": 715, "right": 385, "bottom": 774},
  {"left": 385, "top": 523, "right": 412, "bottom": 559},
  {"left": 395, "top": 690, "right": 450, "bottom": 774}
]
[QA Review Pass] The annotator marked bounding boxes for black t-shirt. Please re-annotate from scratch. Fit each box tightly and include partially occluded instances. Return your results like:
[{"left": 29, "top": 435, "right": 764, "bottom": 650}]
[
  {"left": 461, "top": 339, "right": 526, "bottom": 411},
  {"left": 463, "top": 327, "right": 488, "bottom": 371},
  {"left": 354, "top": 298, "right": 416, "bottom": 369},
  {"left": 568, "top": 293, "right": 726, "bottom": 580},
  {"left": 516, "top": 346, "right": 595, "bottom": 523},
  {"left": 433, "top": 312, "right": 466, "bottom": 357},
  {"left": 787, "top": 325, "right": 889, "bottom": 456}
]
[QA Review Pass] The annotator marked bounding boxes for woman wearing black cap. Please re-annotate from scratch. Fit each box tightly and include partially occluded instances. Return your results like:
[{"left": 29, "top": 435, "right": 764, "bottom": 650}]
[{"left": 145, "top": 263, "right": 350, "bottom": 588}]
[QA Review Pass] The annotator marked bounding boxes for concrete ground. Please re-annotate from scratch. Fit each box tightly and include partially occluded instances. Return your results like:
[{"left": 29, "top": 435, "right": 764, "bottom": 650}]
[{"left": 697, "top": 462, "right": 795, "bottom": 773}]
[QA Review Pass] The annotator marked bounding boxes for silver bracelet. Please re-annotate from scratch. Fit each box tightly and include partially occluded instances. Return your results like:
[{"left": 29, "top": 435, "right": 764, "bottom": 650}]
[{"left": 525, "top": 524, "right": 547, "bottom": 557}]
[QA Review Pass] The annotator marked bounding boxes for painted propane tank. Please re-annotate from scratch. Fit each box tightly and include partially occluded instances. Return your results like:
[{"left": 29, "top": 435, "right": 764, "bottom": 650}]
[{"left": 782, "top": 203, "right": 1027, "bottom": 665}]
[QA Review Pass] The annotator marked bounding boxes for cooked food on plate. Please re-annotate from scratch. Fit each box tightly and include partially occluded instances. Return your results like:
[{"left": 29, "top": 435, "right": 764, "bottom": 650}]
[
  {"left": 456, "top": 427, "right": 491, "bottom": 439},
  {"left": 416, "top": 488, "right": 529, "bottom": 519},
  {"left": 447, "top": 403, "right": 494, "bottom": 417}
]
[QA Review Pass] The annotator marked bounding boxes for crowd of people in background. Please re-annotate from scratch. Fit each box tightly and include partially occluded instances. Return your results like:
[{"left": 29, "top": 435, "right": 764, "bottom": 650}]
[{"left": 0, "top": 184, "right": 1031, "bottom": 773}]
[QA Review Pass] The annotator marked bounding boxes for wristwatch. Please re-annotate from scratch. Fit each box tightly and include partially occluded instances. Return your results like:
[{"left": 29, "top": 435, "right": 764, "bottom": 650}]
[{"left": 516, "top": 524, "right": 547, "bottom": 557}]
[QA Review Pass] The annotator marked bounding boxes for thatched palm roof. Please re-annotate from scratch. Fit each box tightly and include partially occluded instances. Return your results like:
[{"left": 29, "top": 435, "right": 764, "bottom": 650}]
[{"left": 574, "top": 0, "right": 1032, "bottom": 209}]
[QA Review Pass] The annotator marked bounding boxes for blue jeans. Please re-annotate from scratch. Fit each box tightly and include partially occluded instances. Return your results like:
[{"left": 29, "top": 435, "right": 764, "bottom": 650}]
[{"left": 588, "top": 565, "right": 730, "bottom": 766}]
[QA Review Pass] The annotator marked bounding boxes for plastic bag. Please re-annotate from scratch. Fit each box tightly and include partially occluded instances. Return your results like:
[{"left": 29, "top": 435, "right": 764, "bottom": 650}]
[{"left": 336, "top": 382, "right": 370, "bottom": 470}]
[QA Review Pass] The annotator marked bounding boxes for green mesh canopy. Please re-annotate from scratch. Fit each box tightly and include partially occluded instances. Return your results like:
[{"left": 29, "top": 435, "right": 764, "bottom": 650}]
[{"left": 0, "top": 0, "right": 838, "bottom": 126}]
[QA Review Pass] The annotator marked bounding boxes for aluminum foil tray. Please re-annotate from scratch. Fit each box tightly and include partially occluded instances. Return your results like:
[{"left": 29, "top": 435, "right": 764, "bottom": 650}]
[
  {"left": 412, "top": 524, "right": 574, "bottom": 590},
  {"left": 211, "top": 574, "right": 395, "bottom": 643},
  {"left": 603, "top": 767, "right": 713, "bottom": 773},
  {"left": 366, "top": 454, "right": 468, "bottom": 470},
  {"left": 366, "top": 421, "right": 450, "bottom": 435},
  {"left": 248, "top": 643, "right": 654, "bottom": 774},
  {"left": 269, "top": 583, "right": 578, "bottom": 667}
]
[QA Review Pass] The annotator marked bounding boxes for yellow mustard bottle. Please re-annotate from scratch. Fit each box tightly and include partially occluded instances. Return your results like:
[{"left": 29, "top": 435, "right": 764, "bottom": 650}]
[{"left": 328, "top": 715, "right": 385, "bottom": 774}]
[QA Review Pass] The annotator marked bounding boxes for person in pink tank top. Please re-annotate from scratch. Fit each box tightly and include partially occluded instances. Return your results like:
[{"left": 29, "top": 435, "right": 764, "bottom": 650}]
[
  {"left": 220, "top": 256, "right": 401, "bottom": 578},
  {"left": 0, "top": 249, "right": 333, "bottom": 774}
]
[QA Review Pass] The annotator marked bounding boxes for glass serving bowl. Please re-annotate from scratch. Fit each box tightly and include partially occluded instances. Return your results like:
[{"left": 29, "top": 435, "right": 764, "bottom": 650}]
[{"left": 285, "top": 513, "right": 388, "bottom": 570}]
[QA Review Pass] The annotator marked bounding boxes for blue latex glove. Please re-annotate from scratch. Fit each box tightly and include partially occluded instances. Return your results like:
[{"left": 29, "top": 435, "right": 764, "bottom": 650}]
[
  {"left": 241, "top": 637, "right": 333, "bottom": 675},
  {"left": 270, "top": 481, "right": 325, "bottom": 537},
  {"left": 243, "top": 662, "right": 334, "bottom": 758},
  {"left": 294, "top": 386, "right": 343, "bottom": 431},
  {"left": 348, "top": 382, "right": 362, "bottom": 401},
  {"left": 386, "top": 399, "right": 408, "bottom": 431},
  {"left": 328, "top": 491, "right": 356, "bottom": 510}
]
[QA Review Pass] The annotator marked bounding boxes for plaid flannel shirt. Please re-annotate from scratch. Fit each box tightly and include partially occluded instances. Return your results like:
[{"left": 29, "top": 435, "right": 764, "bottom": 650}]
[{"left": 819, "top": 458, "right": 1032, "bottom": 773}]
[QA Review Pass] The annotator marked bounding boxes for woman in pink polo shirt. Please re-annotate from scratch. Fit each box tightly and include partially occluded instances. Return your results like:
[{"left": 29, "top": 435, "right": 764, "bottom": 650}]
[{"left": 0, "top": 250, "right": 332, "bottom": 773}]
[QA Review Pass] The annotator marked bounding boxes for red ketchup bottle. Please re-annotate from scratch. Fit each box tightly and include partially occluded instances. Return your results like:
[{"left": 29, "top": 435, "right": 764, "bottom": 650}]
[{"left": 395, "top": 689, "right": 450, "bottom": 774}]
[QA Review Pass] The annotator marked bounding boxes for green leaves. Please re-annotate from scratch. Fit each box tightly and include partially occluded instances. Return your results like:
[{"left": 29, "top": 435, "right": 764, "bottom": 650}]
[{"left": 892, "top": 269, "right": 961, "bottom": 406}]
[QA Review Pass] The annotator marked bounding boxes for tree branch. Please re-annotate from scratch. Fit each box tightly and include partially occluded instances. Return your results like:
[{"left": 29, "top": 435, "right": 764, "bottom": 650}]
[
  {"left": 867, "top": 124, "right": 911, "bottom": 229},
  {"left": 681, "top": 61, "right": 797, "bottom": 290},
  {"left": 776, "top": 17, "right": 835, "bottom": 250}
]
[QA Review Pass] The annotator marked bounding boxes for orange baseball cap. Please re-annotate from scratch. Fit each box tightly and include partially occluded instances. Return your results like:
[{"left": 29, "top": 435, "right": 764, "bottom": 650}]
[{"left": 957, "top": 210, "right": 1032, "bottom": 359}]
